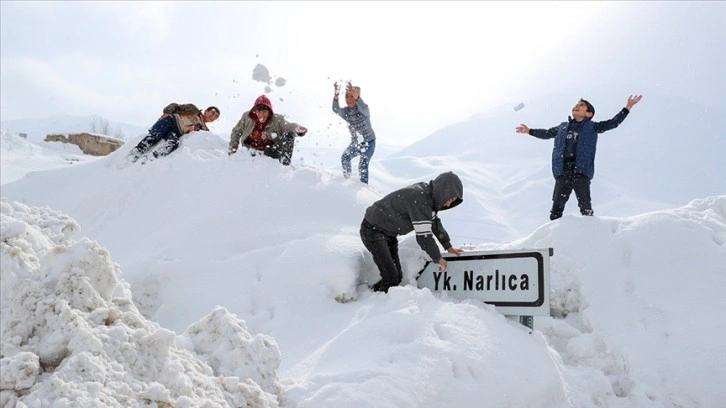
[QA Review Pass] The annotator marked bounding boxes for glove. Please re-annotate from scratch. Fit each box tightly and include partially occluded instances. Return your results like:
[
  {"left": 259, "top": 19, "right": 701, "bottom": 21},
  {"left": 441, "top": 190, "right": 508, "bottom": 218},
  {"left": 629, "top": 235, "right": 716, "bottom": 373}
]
[{"left": 295, "top": 126, "right": 308, "bottom": 136}]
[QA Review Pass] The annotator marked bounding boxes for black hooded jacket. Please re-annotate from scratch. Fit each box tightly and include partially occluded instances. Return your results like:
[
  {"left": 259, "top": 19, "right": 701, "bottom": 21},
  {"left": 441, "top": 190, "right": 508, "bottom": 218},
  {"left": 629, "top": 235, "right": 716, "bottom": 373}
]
[{"left": 364, "top": 172, "right": 463, "bottom": 262}]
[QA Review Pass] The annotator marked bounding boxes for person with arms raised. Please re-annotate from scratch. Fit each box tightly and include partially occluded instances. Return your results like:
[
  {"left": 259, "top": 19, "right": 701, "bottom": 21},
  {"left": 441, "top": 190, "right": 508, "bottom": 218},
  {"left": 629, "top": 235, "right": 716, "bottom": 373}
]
[
  {"left": 515, "top": 95, "right": 642, "bottom": 220},
  {"left": 332, "top": 82, "right": 377, "bottom": 184}
]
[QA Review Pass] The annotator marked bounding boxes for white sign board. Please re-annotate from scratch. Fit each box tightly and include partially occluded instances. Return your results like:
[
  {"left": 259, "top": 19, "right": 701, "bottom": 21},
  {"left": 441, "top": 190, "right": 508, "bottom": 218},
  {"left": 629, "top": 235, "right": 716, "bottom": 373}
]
[{"left": 416, "top": 248, "right": 551, "bottom": 316}]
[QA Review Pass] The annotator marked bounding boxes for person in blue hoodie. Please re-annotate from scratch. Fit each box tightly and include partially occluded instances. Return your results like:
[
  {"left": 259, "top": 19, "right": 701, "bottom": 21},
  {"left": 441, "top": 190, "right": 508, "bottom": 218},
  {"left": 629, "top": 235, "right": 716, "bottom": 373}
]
[
  {"left": 516, "top": 95, "right": 642, "bottom": 220},
  {"left": 332, "top": 82, "right": 377, "bottom": 184}
]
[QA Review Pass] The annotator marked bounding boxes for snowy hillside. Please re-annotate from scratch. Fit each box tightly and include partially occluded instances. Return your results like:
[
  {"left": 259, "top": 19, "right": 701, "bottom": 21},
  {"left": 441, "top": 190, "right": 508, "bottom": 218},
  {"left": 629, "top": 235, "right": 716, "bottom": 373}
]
[
  {"left": 383, "top": 88, "right": 726, "bottom": 243},
  {"left": 2, "top": 127, "right": 725, "bottom": 407},
  {"left": 0, "top": 128, "right": 100, "bottom": 185},
  {"left": 0, "top": 115, "right": 148, "bottom": 143}
]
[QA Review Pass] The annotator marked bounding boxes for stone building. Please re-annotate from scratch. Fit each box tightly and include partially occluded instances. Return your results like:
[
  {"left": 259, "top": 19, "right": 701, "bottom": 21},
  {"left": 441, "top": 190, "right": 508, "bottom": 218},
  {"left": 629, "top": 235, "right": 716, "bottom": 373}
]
[{"left": 45, "top": 133, "right": 124, "bottom": 156}]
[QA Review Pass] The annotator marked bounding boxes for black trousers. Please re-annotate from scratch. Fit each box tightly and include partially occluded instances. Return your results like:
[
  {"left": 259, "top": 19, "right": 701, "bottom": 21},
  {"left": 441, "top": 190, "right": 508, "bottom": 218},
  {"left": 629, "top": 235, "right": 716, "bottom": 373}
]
[
  {"left": 255, "top": 133, "right": 296, "bottom": 166},
  {"left": 360, "top": 219, "right": 402, "bottom": 293},
  {"left": 551, "top": 168, "right": 593, "bottom": 220}
]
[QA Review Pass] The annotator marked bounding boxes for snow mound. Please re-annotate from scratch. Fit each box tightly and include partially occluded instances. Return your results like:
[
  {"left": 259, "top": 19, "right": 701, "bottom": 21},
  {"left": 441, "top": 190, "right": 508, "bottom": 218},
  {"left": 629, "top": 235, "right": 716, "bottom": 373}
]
[
  {"left": 0, "top": 199, "right": 282, "bottom": 407},
  {"left": 487, "top": 195, "right": 726, "bottom": 408}
]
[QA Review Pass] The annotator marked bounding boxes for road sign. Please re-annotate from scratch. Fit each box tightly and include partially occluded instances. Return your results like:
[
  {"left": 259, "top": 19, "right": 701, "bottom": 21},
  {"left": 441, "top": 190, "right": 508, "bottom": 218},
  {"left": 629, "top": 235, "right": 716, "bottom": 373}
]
[{"left": 416, "top": 248, "right": 552, "bottom": 317}]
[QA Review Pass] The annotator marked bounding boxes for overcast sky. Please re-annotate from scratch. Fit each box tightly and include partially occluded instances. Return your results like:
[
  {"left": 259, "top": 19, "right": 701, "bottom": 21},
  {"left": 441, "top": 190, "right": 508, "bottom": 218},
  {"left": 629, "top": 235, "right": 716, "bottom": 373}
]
[{"left": 1, "top": 1, "right": 724, "bottom": 146}]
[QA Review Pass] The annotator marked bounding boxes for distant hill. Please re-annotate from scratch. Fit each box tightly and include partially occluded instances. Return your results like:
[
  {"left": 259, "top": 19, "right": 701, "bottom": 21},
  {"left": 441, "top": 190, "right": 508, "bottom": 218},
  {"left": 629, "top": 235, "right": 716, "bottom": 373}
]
[
  {"left": 0, "top": 114, "right": 148, "bottom": 143},
  {"left": 376, "top": 86, "right": 726, "bottom": 242},
  {"left": 2, "top": 87, "right": 723, "bottom": 243},
  {"left": 0, "top": 128, "right": 99, "bottom": 185}
]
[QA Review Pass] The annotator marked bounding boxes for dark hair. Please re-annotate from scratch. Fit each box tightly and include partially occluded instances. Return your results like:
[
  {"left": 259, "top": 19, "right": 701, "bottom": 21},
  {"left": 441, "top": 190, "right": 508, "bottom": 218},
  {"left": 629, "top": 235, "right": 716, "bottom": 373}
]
[
  {"left": 254, "top": 104, "right": 270, "bottom": 112},
  {"left": 206, "top": 106, "right": 220, "bottom": 115},
  {"left": 580, "top": 98, "right": 595, "bottom": 117}
]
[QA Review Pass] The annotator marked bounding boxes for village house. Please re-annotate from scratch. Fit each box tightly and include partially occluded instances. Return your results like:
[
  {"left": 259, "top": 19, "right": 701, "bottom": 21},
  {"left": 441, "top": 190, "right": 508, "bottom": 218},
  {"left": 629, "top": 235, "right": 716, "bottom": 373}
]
[{"left": 44, "top": 133, "right": 124, "bottom": 156}]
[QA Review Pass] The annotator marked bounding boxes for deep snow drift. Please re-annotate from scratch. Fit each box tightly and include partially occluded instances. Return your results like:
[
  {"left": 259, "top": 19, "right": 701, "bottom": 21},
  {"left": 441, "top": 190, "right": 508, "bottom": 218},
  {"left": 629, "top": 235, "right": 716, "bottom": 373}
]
[
  {"left": 2, "top": 127, "right": 725, "bottom": 407},
  {"left": 1, "top": 199, "right": 283, "bottom": 407}
]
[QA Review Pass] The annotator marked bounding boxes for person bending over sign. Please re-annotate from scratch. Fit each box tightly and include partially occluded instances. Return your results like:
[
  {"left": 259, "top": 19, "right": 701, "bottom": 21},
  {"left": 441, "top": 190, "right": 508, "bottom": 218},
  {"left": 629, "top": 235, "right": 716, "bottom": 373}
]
[{"left": 360, "top": 171, "right": 465, "bottom": 293}]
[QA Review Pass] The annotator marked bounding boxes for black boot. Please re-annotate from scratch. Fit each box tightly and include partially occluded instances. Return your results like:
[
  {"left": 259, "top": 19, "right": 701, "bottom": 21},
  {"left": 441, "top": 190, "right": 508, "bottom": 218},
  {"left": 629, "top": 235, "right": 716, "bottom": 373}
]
[{"left": 371, "top": 280, "right": 391, "bottom": 293}]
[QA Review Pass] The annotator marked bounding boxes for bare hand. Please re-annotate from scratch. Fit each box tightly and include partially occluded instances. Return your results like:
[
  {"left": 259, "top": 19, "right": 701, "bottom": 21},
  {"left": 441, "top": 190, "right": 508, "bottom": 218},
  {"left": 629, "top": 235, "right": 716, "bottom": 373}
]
[
  {"left": 515, "top": 124, "right": 530, "bottom": 134},
  {"left": 334, "top": 82, "right": 339, "bottom": 98},
  {"left": 626, "top": 95, "right": 642, "bottom": 110},
  {"left": 438, "top": 258, "right": 448, "bottom": 271},
  {"left": 346, "top": 82, "right": 359, "bottom": 100},
  {"left": 447, "top": 247, "right": 463, "bottom": 256}
]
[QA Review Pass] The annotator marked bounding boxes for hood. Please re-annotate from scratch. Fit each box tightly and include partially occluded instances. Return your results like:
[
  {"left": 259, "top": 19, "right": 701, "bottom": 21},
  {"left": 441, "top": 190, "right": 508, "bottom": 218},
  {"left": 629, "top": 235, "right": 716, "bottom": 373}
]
[
  {"left": 430, "top": 171, "right": 463, "bottom": 211},
  {"left": 248, "top": 95, "right": 274, "bottom": 120}
]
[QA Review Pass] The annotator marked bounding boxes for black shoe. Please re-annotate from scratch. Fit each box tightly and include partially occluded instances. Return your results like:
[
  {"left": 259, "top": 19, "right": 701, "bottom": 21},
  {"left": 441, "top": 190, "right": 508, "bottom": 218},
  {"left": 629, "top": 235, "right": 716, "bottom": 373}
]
[
  {"left": 550, "top": 212, "right": 562, "bottom": 221},
  {"left": 127, "top": 151, "right": 140, "bottom": 163},
  {"left": 581, "top": 209, "right": 594, "bottom": 216},
  {"left": 371, "top": 281, "right": 390, "bottom": 293}
]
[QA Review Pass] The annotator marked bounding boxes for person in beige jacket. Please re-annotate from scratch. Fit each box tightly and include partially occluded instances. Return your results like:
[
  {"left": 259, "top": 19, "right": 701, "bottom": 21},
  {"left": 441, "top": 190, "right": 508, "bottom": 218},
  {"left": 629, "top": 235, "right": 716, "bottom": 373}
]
[
  {"left": 160, "top": 103, "right": 220, "bottom": 134},
  {"left": 229, "top": 95, "right": 307, "bottom": 166},
  {"left": 126, "top": 104, "right": 220, "bottom": 164}
]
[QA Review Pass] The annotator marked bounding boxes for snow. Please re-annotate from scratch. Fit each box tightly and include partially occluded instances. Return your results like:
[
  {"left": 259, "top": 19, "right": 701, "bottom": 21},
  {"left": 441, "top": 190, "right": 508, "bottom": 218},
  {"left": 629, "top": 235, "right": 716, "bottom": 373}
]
[
  {"left": 1, "top": 89, "right": 725, "bottom": 407},
  {"left": 252, "top": 64, "right": 287, "bottom": 92},
  {"left": 0, "top": 199, "right": 281, "bottom": 407},
  {"left": 0, "top": 128, "right": 99, "bottom": 185},
  {"left": 0, "top": 116, "right": 148, "bottom": 144}
]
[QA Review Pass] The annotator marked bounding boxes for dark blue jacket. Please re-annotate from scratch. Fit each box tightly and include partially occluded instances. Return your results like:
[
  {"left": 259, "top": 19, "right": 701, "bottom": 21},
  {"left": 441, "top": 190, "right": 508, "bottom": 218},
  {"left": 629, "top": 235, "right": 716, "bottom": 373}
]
[{"left": 530, "top": 108, "right": 630, "bottom": 179}]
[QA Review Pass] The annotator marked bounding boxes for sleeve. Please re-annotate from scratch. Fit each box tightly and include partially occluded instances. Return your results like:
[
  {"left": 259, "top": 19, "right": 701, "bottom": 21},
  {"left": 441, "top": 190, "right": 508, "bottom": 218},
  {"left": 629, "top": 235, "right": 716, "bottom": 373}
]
[
  {"left": 593, "top": 108, "right": 630, "bottom": 133},
  {"left": 410, "top": 206, "right": 444, "bottom": 262},
  {"left": 272, "top": 114, "right": 302, "bottom": 136},
  {"left": 229, "top": 117, "right": 247, "bottom": 153},
  {"left": 431, "top": 216, "right": 452, "bottom": 251},
  {"left": 529, "top": 125, "right": 559, "bottom": 139},
  {"left": 355, "top": 97, "right": 371, "bottom": 117},
  {"left": 162, "top": 103, "right": 179, "bottom": 115},
  {"left": 332, "top": 98, "right": 342, "bottom": 116}
]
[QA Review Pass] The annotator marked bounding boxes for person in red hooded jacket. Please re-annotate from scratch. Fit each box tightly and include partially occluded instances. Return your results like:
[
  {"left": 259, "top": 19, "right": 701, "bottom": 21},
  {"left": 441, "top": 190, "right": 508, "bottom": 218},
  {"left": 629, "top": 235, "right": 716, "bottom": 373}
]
[{"left": 228, "top": 95, "right": 308, "bottom": 166}]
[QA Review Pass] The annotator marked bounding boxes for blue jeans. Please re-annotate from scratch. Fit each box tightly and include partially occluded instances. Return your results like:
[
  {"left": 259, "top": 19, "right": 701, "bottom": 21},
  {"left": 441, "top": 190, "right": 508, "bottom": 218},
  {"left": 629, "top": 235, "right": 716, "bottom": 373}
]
[
  {"left": 341, "top": 139, "right": 376, "bottom": 184},
  {"left": 129, "top": 116, "right": 180, "bottom": 160}
]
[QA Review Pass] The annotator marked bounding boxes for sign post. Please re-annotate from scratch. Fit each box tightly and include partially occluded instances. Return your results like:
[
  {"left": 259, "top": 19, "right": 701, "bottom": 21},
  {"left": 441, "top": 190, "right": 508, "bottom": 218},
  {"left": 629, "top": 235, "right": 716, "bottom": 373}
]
[{"left": 416, "top": 248, "right": 552, "bottom": 330}]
